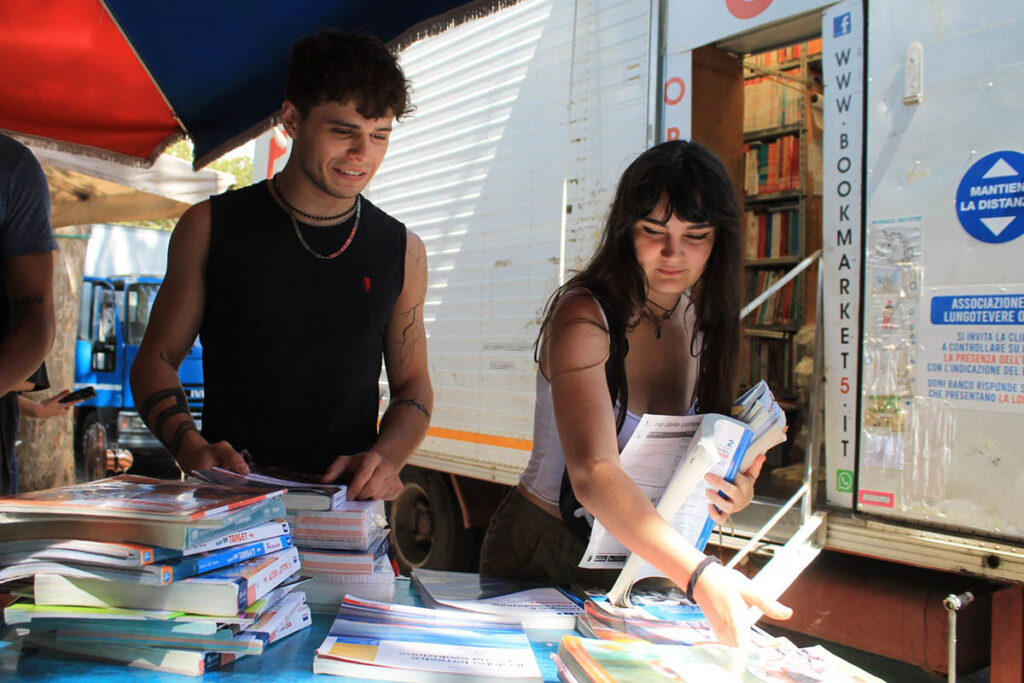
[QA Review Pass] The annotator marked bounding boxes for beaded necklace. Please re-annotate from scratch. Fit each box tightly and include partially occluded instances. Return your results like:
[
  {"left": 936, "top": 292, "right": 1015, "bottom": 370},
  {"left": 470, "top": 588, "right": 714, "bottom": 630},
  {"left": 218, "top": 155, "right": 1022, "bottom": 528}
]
[
  {"left": 271, "top": 176, "right": 361, "bottom": 260},
  {"left": 272, "top": 174, "right": 357, "bottom": 222}
]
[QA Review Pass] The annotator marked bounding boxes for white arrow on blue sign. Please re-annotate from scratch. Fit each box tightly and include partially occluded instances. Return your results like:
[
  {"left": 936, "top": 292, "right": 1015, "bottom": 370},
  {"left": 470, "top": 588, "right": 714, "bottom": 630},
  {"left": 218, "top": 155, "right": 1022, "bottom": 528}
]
[{"left": 955, "top": 150, "right": 1024, "bottom": 244}]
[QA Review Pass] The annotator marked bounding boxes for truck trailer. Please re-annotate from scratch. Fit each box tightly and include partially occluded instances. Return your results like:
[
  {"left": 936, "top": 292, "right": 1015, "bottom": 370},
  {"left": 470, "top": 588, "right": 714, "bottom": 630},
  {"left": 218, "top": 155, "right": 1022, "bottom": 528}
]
[{"left": 253, "top": 1, "right": 1024, "bottom": 676}]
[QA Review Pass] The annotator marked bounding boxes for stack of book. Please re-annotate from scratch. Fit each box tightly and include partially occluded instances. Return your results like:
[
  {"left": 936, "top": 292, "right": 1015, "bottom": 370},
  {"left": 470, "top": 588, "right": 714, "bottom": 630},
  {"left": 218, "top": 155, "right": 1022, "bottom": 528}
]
[
  {"left": 313, "top": 594, "right": 542, "bottom": 680},
  {"left": 573, "top": 382, "right": 785, "bottom": 607},
  {"left": 733, "top": 380, "right": 787, "bottom": 458},
  {"left": 566, "top": 591, "right": 881, "bottom": 682},
  {"left": 410, "top": 567, "right": 583, "bottom": 630},
  {"left": 556, "top": 633, "right": 885, "bottom": 682},
  {"left": 193, "top": 467, "right": 395, "bottom": 610},
  {"left": 0, "top": 475, "right": 309, "bottom": 676}
]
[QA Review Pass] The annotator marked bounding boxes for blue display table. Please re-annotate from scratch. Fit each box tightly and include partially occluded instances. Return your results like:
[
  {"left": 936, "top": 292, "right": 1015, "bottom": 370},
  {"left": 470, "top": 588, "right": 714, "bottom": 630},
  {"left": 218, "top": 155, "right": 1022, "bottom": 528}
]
[{"left": 0, "top": 578, "right": 564, "bottom": 681}]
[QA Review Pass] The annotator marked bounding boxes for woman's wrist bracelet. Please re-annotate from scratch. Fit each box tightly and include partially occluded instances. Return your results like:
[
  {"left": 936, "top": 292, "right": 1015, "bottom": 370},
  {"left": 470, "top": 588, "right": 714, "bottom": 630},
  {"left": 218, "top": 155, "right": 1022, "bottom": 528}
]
[{"left": 685, "top": 555, "right": 721, "bottom": 603}]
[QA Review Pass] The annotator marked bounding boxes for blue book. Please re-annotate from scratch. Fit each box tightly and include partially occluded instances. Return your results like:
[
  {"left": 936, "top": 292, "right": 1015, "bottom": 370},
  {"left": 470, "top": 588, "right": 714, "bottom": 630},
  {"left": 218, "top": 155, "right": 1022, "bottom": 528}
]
[
  {"left": 152, "top": 535, "right": 294, "bottom": 584},
  {"left": 34, "top": 547, "right": 302, "bottom": 617}
]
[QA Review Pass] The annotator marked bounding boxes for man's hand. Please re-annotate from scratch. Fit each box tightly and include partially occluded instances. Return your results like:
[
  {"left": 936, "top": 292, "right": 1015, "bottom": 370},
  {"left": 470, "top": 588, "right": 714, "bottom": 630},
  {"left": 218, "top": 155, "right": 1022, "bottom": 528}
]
[
  {"left": 175, "top": 438, "right": 250, "bottom": 477},
  {"left": 704, "top": 453, "right": 766, "bottom": 525},
  {"left": 321, "top": 450, "right": 403, "bottom": 501}
]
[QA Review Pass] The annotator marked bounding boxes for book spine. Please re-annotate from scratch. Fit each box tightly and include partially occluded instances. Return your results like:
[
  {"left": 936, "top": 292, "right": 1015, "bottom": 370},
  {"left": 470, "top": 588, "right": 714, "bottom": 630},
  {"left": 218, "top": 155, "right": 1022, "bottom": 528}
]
[
  {"left": 185, "top": 499, "right": 287, "bottom": 549},
  {"left": 248, "top": 602, "right": 311, "bottom": 644},
  {"left": 234, "top": 546, "right": 301, "bottom": 611},
  {"left": 200, "top": 652, "right": 238, "bottom": 676},
  {"left": 694, "top": 428, "right": 755, "bottom": 551},
  {"left": 161, "top": 536, "right": 294, "bottom": 583},
  {"left": 182, "top": 520, "right": 291, "bottom": 557}
]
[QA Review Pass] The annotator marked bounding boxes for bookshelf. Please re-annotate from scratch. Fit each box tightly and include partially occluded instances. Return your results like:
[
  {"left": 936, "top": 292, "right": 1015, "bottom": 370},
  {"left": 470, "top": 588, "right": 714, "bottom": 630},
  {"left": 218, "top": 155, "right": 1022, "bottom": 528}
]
[{"left": 740, "top": 40, "right": 823, "bottom": 460}]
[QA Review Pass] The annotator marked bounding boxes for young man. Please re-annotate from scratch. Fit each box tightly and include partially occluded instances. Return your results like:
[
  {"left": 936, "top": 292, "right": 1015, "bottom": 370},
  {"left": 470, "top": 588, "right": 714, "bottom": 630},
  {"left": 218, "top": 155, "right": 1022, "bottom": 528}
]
[
  {"left": 0, "top": 134, "right": 58, "bottom": 494},
  {"left": 131, "top": 30, "right": 432, "bottom": 501}
]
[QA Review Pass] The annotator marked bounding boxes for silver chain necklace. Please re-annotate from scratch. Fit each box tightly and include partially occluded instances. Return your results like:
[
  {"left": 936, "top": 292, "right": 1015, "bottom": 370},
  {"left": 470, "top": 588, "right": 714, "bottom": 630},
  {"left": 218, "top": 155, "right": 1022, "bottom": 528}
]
[{"left": 288, "top": 196, "right": 361, "bottom": 260}]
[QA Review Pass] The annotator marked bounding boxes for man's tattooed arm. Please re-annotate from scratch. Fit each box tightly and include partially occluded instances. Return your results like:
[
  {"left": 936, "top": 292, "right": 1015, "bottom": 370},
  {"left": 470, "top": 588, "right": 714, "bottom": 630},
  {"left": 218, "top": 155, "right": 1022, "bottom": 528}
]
[
  {"left": 138, "top": 385, "right": 198, "bottom": 457},
  {"left": 390, "top": 397, "right": 430, "bottom": 420},
  {"left": 391, "top": 302, "right": 423, "bottom": 377}
]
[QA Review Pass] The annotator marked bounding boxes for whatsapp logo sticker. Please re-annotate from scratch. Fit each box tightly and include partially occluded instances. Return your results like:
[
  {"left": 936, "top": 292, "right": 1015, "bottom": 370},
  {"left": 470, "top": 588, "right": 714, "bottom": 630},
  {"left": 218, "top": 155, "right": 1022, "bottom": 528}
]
[{"left": 836, "top": 469, "right": 854, "bottom": 493}]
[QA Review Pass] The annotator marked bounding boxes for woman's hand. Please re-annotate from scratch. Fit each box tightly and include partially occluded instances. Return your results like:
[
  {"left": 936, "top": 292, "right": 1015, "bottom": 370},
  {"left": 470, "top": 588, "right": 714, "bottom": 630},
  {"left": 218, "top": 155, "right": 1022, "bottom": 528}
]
[
  {"left": 704, "top": 453, "right": 766, "bottom": 524},
  {"left": 19, "top": 391, "right": 77, "bottom": 419},
  {"left": 693, "top": 559, "right": 792, "bottom": 647}
]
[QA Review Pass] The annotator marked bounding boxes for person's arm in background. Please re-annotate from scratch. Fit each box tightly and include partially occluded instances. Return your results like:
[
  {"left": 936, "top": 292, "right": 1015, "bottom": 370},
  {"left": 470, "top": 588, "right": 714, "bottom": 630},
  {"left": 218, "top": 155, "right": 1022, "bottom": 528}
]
[
  {"left": 0, "top": 253, "right": 55, "bottom": 398},
  {"left": 321, "top": 230, "right": 433, "bottom": 500},
  {"left": 129, "top": 202, "right": 248, "bottom": 476},
  {"left": 18, "top": 389, "right": 81, "bottom": 419},
  {"left": 546, "top": 294, "right": 791, "bottom": 648}
]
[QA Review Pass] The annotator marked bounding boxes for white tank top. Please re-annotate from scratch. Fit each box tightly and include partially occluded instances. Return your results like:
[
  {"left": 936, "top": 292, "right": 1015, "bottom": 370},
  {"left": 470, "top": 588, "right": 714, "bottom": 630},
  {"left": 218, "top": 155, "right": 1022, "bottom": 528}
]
[
  {"left": 518, "top": 291, "right": 698, "bottom": 507},
  {"left": 518, "top": 371, "right": 641, "bottom": 507}
]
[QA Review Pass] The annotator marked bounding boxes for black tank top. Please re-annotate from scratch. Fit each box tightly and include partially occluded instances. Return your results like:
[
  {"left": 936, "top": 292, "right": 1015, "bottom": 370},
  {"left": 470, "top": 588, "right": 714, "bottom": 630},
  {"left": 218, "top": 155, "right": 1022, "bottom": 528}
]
[{"left": 201, "top": 181, "right": 406, "bottom": 473}]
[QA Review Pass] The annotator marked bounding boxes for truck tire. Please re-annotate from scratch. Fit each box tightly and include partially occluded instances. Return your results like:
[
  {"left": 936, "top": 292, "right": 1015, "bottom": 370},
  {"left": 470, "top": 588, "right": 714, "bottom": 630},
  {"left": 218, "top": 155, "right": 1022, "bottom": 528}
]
[
  {"left": 388, "top": 466, "right": 480, "bottom": 573},
  {"left": 74, "top": 410, "right": 101, "bottom": 481}
]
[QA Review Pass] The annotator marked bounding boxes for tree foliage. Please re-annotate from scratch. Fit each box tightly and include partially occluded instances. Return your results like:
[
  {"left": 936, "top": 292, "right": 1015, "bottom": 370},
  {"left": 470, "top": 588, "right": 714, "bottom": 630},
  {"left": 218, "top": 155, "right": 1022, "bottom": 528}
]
[{"left": 119, "top": 139, "right": 253, "bottom": 230}]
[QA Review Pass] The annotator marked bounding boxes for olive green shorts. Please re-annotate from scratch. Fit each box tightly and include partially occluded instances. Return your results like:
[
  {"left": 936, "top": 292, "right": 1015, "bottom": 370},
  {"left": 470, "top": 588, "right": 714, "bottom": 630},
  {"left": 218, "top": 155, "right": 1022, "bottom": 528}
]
[{"left": 480, "top": 487, "right": 620, "bottom": 591}]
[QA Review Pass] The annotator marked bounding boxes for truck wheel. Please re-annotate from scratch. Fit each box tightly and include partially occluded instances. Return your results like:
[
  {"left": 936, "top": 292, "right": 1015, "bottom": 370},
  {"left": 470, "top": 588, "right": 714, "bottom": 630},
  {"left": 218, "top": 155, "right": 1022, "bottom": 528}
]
[
  {"left": 388, "top": 466, "right": 480, "bottom": 573},
  {"left": 74, "top": 411, "right": 101, "bottom": 481}
]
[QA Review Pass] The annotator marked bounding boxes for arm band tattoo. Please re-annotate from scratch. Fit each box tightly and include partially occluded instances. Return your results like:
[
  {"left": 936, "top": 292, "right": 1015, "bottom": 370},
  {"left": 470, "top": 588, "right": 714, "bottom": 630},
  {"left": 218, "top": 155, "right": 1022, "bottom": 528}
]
[
  {"left": 140, "top": 386, "right": 194, "bottom": 448},
  {"left": 154, "top": 399, "right": 191, "bottom": 441},
  {"left": 139, "top": 386, "right": 187, "bottom": 423},
  {"left": 168, "top": 421, "right": 199, "bottom": 457},
  {"left": 391, "top": 397, "right": 430, "bottom": 419}
]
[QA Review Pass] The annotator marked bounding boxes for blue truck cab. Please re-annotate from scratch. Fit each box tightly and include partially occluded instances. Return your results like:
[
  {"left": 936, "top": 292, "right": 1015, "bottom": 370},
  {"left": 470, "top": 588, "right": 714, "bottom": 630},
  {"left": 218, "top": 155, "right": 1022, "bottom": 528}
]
[{"left": 74, "top": 275, "right": 203, "bottom": 468}]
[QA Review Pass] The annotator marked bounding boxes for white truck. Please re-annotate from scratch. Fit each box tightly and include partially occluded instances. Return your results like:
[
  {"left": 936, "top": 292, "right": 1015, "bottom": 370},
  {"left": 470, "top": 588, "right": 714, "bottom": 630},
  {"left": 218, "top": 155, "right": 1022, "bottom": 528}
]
[{"left": 256, "top": 0, "right": 1023, "bottom": 675}]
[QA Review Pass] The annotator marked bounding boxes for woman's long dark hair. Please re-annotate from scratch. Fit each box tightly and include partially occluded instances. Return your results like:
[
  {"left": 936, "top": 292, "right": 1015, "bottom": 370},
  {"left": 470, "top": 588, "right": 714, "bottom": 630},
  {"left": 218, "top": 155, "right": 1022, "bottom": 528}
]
[{"left": 537, "top": 139, "right": 743, "bottom": 421}]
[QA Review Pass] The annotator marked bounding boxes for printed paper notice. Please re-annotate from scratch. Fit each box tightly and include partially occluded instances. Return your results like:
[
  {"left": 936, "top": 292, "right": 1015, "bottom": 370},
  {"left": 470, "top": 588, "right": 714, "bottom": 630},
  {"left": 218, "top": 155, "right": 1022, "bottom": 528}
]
[{"left": 921, "top": 284, "right": 1024, "bottom": 413}]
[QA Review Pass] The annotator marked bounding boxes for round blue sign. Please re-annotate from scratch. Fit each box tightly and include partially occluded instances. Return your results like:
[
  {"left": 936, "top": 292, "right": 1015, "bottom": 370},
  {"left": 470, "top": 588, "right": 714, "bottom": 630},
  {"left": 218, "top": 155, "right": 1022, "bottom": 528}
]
[{"left": 955, "top": 150, "right": 1024, "bottom": 244}]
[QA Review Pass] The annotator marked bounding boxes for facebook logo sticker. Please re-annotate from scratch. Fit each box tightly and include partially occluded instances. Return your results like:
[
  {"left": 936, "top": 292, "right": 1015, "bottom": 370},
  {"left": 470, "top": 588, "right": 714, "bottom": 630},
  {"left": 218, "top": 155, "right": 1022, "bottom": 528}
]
[{"left": 834, "top": 13, "right": 852, "bottom": 37}]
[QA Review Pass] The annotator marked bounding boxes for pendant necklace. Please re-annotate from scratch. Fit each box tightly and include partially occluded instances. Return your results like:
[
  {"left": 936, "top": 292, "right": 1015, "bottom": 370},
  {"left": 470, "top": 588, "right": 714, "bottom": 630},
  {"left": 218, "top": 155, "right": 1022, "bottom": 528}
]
[
  {"left": 272, "top": 175, "right": 360, "bottom": 260},
  {"left": 644, "top": 295, "right": 682, "bottom": 339}
]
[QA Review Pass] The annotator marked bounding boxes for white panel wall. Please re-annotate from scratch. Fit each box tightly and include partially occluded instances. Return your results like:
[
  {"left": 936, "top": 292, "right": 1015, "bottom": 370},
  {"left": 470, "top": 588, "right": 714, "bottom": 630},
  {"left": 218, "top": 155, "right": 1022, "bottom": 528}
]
[{"left": 858, "top": 0, "right": 1024, "bottom": 539}]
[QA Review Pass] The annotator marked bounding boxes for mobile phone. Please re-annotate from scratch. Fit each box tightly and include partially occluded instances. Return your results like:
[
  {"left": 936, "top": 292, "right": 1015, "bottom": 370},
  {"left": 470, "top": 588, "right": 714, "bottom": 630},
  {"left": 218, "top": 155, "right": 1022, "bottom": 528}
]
[{"left": 59, "top": 386, "right": 97, "bottom": 403}]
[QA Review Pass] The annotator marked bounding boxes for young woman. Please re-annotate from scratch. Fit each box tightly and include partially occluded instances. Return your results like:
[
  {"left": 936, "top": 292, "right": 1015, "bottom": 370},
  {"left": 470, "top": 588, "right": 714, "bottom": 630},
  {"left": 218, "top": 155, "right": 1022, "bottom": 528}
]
[{"left": 480, "top": 140, "right": 791, "bottom": 646}]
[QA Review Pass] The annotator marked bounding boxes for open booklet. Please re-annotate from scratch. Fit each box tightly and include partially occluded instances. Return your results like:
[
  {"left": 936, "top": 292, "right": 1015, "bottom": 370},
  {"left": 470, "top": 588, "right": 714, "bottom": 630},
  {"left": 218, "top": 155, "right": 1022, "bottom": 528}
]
[{"left": 580, "top": 380, "right": 786, "bottom": 607}]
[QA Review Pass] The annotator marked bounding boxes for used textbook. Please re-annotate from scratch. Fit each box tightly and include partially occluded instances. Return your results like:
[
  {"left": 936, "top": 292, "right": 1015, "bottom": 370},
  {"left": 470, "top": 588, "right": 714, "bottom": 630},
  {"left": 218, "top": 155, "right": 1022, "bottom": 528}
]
[
  {"left": 0, "top": 520, "right": 290, "bottom": 567},
  {"left": 0, "top": 479, "right": 287, "bottom": 551},
  {"left": 410, "top": 568, "right": 583, "bottom": 630},
  {"left": 192, "top": 466, "right": 348, "bottom": 511},
  {"left": 313, "top": 595, "right": 542, "bottom": 680},
  {"left": 579, "top": 413, "right": 752, "bottom": 606},
  {"left": 33, "top": 546, "right": 301, "bottom": 617},
  {"left": 0, "top": 474, "right": 282, "bottom": 522},
  {"left": 555, "top": 634, "right": 886, "bottom": 683},
  {"left": 581, "top": 383, "right": 787, "bottom": 606},
  {"left": 0, "top": 535, "right": 293, "bottom": 585}
]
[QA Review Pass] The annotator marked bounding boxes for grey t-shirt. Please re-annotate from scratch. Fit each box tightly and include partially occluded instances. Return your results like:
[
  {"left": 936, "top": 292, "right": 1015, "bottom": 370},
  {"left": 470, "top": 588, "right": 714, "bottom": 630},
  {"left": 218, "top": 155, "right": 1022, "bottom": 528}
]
[{"left": 1, "top": 133, "right": 57, "bottom": 493}]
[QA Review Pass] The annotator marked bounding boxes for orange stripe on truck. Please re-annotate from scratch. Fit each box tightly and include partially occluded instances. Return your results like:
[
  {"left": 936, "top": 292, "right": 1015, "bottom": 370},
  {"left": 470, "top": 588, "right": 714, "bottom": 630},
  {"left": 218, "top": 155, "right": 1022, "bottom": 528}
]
[{"left": 427, "top": 426, "right": 533, "bottom": 452}]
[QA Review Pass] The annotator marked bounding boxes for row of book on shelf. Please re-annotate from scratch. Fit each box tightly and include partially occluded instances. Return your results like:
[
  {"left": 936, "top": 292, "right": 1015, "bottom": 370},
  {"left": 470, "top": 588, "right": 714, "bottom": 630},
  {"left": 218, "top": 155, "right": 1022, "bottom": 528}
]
[
  {"left": 744, "top": 67, "right": 807, "bottom": 132},
  {"left": 747, "top": 270, "right": 801, "bottom": 327},
  {"left": 0, "top": 467, "right": 394, "bottom": 676},
  {"left": 744, "top": 135, "right": 803, "bottom": 196},
  {"left": 742, "top": 335, "right": 795, "bottom": 395},
  {"left": 745, "top": 206, "right": 801, "bottom": 260},
  {"left": 0, "top": 380, "right": 883, "bottom": 680},
  {"left": 744, "top": 38, "right": 823, "bottom": 69}
]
